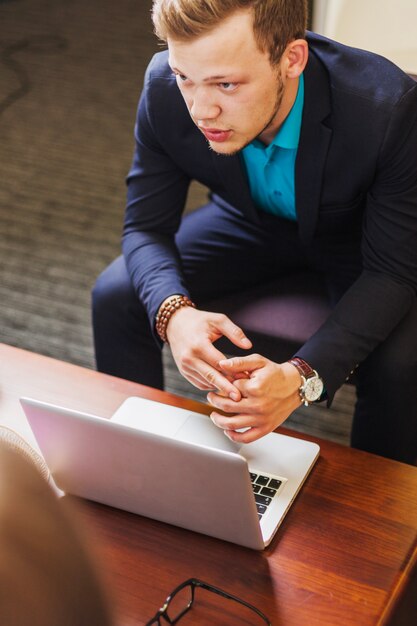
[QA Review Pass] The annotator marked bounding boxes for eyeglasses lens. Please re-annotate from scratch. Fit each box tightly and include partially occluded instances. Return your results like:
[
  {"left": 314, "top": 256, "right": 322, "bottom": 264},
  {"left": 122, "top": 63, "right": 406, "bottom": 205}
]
[
  {"left": 187, "top": 587, "right": 268, "bottom": 625},
  {"left": 165, "top": 584, "right": 193, "bottom": 623}
]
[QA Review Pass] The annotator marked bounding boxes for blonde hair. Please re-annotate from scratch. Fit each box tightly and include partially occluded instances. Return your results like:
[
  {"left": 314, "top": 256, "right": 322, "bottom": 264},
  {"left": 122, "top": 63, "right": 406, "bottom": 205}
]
[{"left": 152, "top": 0, "right": 307, "bottom": 65}]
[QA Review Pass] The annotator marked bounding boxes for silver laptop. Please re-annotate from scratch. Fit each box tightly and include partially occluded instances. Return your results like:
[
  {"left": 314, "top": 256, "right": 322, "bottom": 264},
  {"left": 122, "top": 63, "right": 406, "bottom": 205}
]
[{"left": 20, "top": 396, "right": 319, "bottom": 550}]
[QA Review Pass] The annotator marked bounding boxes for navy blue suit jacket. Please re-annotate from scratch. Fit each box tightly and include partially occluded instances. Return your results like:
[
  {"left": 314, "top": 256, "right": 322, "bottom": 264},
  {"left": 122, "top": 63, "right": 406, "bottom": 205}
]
[{"left": 122, "top": 32, "right": 417, "bottom": 396}]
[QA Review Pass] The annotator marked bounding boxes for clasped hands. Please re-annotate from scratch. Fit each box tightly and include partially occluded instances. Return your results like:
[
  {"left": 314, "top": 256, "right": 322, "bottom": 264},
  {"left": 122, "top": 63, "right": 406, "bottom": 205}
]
[{"left": 166, "top": 307, "right": 302, "bottom": 443}]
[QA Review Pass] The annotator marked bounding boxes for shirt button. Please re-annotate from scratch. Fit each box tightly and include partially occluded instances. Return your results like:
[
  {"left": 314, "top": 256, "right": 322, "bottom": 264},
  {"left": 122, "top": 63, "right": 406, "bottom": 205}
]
[{"left": 273, "top": 190, "right": 282, "bottom": 196}]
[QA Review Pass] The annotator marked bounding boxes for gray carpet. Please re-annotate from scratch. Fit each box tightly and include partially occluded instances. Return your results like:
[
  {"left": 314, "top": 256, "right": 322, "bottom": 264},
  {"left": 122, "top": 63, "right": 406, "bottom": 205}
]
[{"left": 0, "top": 0, "right": 354, "bottom": 445}]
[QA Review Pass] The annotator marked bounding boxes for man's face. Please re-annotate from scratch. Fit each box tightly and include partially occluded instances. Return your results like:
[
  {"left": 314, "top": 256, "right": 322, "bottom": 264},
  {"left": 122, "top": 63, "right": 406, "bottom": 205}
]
[{"left": 167, "top": 9, "right": 288, "bottom": 154}]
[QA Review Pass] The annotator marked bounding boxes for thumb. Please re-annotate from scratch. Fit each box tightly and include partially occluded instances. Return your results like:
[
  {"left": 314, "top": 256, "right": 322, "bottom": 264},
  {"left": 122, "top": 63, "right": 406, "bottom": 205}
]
[
  {"left": 217, "top": 316, "right": 252, "bottom": 350},
  {"left": 219, "top": 354, "right": 265, "bottom": 373}
]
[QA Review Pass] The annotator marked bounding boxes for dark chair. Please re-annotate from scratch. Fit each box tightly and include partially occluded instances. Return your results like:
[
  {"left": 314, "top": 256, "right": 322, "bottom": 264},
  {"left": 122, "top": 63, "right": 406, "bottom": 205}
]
[{"left": 206, "top": 271, "right": 331, "bottom": 363}]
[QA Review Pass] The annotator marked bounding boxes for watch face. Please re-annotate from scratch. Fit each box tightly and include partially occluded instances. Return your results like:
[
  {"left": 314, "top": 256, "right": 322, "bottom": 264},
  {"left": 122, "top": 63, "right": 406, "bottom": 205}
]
[{"left": 303, "top": 377, "right": 324, "bottom": 402}]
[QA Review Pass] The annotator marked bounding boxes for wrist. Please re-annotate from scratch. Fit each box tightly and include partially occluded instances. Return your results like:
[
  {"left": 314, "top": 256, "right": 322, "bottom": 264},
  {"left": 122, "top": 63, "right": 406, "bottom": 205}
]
[
  {"left": 155, "top": 294, "right": 196, "bottom": 343},
  {"left": 280, "top": 361, "right": 304, "bottom": 402}
]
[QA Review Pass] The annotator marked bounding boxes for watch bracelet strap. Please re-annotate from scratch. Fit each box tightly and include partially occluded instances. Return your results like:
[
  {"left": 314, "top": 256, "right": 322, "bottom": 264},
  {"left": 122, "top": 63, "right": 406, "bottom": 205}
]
[
  {"left": 288, "top": 357, "right": 316, "bottom": 379},
  {"left": 155, "top": 294, "right": 196, "bottom": 343}
]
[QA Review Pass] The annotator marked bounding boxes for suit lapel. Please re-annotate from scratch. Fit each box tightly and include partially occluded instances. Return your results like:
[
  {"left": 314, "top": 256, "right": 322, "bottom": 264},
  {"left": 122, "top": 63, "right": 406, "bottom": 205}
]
[
  {"left": 210, "top": 149, "right": 261, "bottom": 224},
  {"left": 295, "top": 48, "right": 333, "bottom": 244}
]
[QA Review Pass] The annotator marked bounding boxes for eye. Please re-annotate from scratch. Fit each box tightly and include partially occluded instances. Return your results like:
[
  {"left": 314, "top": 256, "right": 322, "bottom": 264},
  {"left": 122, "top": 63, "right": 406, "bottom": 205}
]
[
  {"left": 174, "top": 72, "right": 189, "bottom": 84},
  {"left": 219, "top": 82, "right": 238, "bottom": 91}
]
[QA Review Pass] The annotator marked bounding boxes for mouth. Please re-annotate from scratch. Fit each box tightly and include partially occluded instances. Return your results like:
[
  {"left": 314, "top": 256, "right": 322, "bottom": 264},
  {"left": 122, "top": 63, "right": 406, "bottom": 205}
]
[{"left": 199, "top": 127, "right": 232, "bottom": 143}]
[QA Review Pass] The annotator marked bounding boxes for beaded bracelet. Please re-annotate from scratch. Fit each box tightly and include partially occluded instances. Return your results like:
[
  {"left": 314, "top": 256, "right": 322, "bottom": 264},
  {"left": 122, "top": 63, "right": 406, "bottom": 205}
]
[{"left": 155, "top": 294, "right": 196, "bottom": 343}]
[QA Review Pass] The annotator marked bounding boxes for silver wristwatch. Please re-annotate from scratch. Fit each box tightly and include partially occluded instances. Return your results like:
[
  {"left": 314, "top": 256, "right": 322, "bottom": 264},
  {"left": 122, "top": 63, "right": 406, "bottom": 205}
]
[{"left": 288, "top": 357, "right": 324, "bottom": 406}]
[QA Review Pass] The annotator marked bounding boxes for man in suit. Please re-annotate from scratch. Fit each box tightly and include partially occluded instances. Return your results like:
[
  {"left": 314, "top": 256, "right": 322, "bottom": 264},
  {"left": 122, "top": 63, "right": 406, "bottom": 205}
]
[{"left": 92, "top": 0, "right": 417, "bottom": 464}]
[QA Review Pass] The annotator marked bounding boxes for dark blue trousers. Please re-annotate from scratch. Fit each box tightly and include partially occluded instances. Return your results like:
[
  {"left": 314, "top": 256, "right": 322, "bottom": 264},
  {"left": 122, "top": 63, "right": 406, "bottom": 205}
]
[{"left": 92, "top": 201, "right": 417, "bottom": 464}]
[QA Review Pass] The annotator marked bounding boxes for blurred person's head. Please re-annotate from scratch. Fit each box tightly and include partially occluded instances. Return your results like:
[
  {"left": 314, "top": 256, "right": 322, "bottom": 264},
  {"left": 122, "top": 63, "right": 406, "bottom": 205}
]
[{"left": 0, "top": 440, "right": 113, "bottom": 626}]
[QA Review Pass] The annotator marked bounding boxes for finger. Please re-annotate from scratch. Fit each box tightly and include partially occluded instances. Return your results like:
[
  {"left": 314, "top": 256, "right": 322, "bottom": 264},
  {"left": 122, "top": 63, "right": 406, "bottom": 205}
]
[
  {"left": 224, "top": 426, "right": 266, "bottom": 444},
  {"left": 210, "top": 411, "right": 255, "bottom": 432},
  {"left": 181, "top": 353, "right": 242, "bottom": 400},
  {"left": 185, "top": 374, "right": 216, "bottom": 391},
  {"left": 198, "top": 364, "right": 241, "bottom": 401},
  {"left": 180, "top": 362, "right": 216, "bottom": 389},
  {"left": 218, "top": 354, "right": 266, "bottom": 373},
  {"left": 207, "top": 391, "right": 251, "bottom": 413},
  {"left": 181, "top": 358, "right": 223, "bottom": 387},
  {"left": 198, "top": 342, "right": 229, "bottom": 370},
  {"left": 207, "top": 370, "right": 254, "bottom": 400},
  {"left": 215, "top": 315, "right": 252, "bottom": 350},
  {"left": 229, "top": 377, "right": 251, "bottom": 397},
  {"left": 231, "top": 371, "right": 251, "bottom": 380}
]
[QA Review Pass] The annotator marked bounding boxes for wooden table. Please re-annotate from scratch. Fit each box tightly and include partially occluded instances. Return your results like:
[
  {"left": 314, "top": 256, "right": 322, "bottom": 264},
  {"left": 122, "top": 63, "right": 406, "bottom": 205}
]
[{"left": 1, "top": 343, "right": 416, "bottom": 625}]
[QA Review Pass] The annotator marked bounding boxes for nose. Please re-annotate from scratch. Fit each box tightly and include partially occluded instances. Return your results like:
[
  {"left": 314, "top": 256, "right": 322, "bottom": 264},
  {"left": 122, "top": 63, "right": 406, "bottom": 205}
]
[{"left": 189, "top": 87, "right": 221, "bottom": 121}]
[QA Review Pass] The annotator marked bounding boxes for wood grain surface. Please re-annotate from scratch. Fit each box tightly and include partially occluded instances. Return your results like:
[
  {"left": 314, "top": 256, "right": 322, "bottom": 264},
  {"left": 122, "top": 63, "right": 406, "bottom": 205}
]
[{"left": 0, "top": 343, "right": 416, "bottom": 625}]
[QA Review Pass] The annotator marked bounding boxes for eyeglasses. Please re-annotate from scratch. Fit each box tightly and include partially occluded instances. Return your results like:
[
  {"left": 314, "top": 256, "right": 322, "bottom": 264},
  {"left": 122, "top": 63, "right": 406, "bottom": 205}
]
[{"left": 145, "top": 578, "right": 271, "bottom": 625}]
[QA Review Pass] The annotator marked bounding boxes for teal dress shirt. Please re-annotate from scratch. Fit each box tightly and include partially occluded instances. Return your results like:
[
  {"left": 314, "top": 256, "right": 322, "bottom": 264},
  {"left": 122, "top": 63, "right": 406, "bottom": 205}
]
[{"left": 241, "top": 73, "right": 304, "bottom": 220}]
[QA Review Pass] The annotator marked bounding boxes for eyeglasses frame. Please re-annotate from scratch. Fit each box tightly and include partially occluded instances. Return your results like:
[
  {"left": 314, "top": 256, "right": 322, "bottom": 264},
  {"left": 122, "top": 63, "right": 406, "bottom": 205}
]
[{"left": 145, "top": 577, "right": 271, "bottom": 625}]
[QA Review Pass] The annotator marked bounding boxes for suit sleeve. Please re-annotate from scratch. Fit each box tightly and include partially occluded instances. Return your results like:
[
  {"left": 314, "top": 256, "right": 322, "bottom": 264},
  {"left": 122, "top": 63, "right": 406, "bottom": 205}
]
[
  {"left": 122, "top": 60, "right": 192, "bottom": 334},
  {"left": 297, "top": 82, "right": 417, "bottom": 399}
]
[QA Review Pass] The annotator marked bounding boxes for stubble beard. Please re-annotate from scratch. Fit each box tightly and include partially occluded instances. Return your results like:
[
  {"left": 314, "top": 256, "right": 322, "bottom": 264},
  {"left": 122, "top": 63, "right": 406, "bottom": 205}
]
[{"left": 208, "top": 73, "right": 285, "bottom": 156}]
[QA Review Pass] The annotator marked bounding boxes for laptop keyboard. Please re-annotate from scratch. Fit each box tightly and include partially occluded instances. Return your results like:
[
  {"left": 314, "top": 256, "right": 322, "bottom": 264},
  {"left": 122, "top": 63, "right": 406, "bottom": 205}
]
[{"left": 250, "top": 472, "right": 284, "bottom": 520}]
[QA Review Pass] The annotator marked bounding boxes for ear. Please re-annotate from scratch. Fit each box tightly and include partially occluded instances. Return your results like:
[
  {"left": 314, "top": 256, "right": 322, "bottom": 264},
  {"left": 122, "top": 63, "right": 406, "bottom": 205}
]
[{"left": 283, "top": 39, "right": 308, "bottom": 78}]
